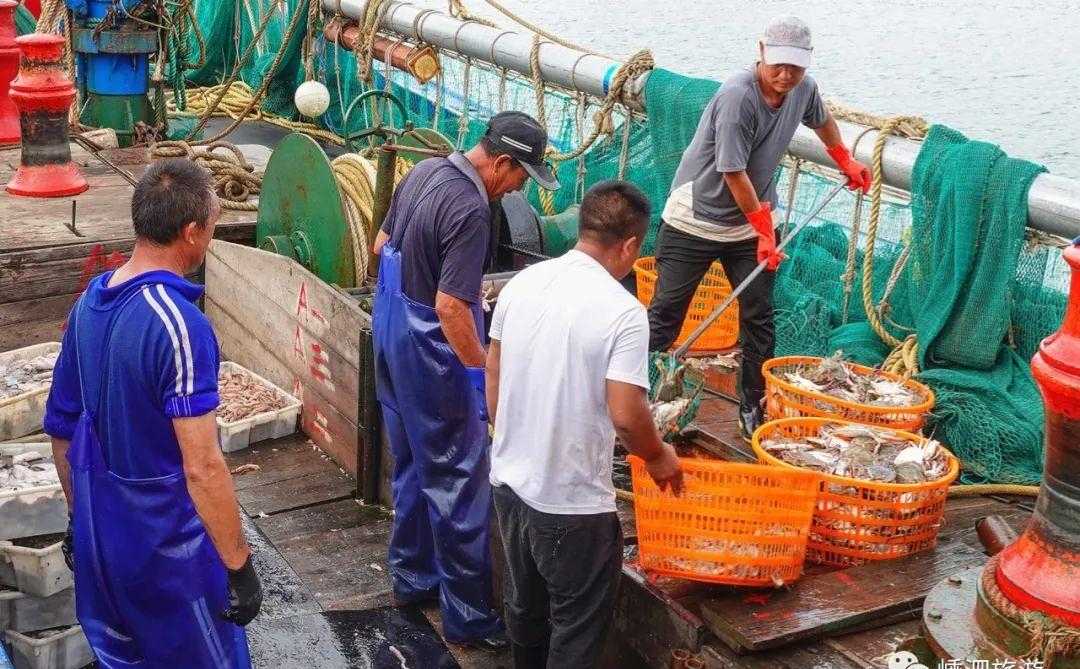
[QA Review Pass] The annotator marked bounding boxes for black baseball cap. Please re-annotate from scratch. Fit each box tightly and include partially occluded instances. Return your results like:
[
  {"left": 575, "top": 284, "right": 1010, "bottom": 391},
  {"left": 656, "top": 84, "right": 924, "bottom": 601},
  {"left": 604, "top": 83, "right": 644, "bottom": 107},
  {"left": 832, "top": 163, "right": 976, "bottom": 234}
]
[{"left": 483, "top": 111, "right": 560, "bottom": 190}]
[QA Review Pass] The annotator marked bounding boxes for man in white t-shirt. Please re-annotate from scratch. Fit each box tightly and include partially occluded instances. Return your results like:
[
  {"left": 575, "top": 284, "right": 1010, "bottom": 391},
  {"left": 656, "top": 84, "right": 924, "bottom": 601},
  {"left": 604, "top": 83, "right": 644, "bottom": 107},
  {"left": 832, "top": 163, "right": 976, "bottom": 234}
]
[{"left": 486, "top": 181, "right": 684, "bottom": 669}]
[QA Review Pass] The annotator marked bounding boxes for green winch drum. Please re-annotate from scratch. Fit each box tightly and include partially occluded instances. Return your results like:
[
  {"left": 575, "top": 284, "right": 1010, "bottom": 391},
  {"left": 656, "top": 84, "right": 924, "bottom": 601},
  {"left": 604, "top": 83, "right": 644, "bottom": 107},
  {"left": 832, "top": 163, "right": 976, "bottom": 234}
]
[{"left": 256, "top": 133, "right": 356, "bottom": 287}]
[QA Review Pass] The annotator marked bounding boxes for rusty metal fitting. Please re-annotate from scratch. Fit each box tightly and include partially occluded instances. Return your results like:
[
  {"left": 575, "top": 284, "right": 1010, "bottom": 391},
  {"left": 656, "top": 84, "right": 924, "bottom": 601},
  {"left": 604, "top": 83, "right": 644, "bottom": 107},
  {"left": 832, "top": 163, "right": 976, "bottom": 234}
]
[
  {"left": 670, "top": 648, "right": 691, "bottom": 669},
  {"left": 5, "top": 33, "right": 87, "bottom": 197},
  {"left": 324, "top": 17, "right": 441, "bottom": 84},
  {"left": 0, "top": 0, "right": 18, "bottom": 145},
  {"left": 976, "top": 515, "right": 1020, "bottom": 557}
]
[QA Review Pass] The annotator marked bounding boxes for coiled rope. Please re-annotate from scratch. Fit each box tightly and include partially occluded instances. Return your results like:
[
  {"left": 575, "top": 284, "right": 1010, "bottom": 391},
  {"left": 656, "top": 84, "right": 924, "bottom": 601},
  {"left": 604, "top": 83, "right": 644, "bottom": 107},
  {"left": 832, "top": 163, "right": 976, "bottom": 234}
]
[
  {"left": 529, "top": 36, "right": 653, "bottom": 164},
  {"left": 331, "top": 152, "right": 413, "bottom": 283},
  {"left": 331, "top": 154, "right": 379, "bottom": 281},
  {"left": 150, "top": 140, "right": 262, "bottom": 211},
  {"left": 527, "top": 35, "right": 654, "bottom": 210},
  {"left": 981, "top": 555, "right": 1080, "bottom": 666}
]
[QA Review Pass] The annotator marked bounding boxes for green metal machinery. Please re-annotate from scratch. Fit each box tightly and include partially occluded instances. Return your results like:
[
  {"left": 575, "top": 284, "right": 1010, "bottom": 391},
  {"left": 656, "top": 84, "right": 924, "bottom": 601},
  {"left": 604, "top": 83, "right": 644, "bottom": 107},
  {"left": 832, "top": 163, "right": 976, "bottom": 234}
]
[{"left": 256, "top": 90, "right": 454, "bottom": 289}]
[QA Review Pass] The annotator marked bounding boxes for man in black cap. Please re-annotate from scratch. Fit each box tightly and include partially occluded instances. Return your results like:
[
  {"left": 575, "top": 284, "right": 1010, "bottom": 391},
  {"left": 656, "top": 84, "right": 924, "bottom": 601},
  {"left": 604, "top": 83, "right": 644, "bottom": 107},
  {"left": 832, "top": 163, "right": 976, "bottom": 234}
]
[{"left": 372, "top": 111, "right": 558, "bottom": 651}]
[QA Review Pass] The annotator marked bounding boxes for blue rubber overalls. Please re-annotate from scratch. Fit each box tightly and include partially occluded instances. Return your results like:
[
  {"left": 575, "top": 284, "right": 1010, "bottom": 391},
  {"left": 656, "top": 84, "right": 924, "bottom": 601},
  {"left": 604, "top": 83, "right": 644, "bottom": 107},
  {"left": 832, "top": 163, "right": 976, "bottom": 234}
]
[
  {"left": 373, "top": 167, "right": 502, "bottom": 643},
  {"left": 67, "top": 297, "right": 251, "bottom": 668}
]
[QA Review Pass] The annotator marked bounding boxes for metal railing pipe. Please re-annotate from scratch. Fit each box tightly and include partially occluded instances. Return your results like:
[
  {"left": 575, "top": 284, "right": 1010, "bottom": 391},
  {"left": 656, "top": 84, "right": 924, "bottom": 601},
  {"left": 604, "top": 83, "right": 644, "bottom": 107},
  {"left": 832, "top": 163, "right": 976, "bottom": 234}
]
[{"left": 323, "top": 0, "right": 647, "bottom": 109}]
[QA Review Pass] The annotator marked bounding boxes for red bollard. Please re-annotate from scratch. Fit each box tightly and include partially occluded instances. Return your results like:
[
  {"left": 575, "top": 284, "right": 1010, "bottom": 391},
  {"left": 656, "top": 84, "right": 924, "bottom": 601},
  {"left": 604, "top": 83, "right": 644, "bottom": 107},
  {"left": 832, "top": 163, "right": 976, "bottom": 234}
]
[
  {"left": 0, "top": 0, "right": 19, "bottom": 145},
  {"left": 995, "top": 240, "right": 1080, "bottom": 627},
  {"left": 5, "top": 33, "right": 87, "bottom": 197}
]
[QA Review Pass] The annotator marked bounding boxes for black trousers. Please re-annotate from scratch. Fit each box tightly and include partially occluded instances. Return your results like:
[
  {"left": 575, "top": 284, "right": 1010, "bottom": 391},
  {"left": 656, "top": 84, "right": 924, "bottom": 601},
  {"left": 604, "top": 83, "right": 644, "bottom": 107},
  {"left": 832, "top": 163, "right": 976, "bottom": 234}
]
[
  {"left": 493, "top": 485, "right": 623, "bottom": 669},
  {"left": 647, "top": 222, "right": 775, "bottom": 408}
]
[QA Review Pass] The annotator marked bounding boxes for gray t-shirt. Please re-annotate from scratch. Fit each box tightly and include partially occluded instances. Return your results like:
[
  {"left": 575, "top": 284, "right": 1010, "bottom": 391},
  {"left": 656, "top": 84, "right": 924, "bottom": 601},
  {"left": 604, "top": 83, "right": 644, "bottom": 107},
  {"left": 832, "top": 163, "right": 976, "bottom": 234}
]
[{"left": 671, "top": 65, "right": 829, "bottom": 226}]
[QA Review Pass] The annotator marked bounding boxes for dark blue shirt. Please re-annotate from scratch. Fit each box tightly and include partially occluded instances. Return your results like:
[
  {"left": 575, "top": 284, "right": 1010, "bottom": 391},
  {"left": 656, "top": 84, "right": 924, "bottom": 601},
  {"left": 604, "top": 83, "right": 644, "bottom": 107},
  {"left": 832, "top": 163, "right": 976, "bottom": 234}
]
[
  {"left": 380, "top": 152, "right": 490, "bottom": 306},
  {"left": 43, "top": 271, "right": 220, "bottom": 478}
]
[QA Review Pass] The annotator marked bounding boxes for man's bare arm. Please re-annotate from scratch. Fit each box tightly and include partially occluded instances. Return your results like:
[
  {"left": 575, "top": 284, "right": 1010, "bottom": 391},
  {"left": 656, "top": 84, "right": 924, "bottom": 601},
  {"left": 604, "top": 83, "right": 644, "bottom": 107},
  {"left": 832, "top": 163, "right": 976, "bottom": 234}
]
[
  {"left": 435, "top": 290, "right": 486, "bottom": 367},
  {"left": 51, "top": 438, "right": 72, "bottom": 510},
  {"left": 722, "top": 170, "right": 765, "bottom": 215},
  {"left": 812, "top": 113, "right": 843, "bottom": 148},
  {"left": 607, "top": 380, "right": 683, "bottom": 494},
  {"left": 373, "top": 229, "right": 389, "bottom": 256},
  {"left": 174, "top": 414, "right": 250, "bottom": 570},
  {"left": 485, "top": 340, "right": 501, "bottom": 422}
]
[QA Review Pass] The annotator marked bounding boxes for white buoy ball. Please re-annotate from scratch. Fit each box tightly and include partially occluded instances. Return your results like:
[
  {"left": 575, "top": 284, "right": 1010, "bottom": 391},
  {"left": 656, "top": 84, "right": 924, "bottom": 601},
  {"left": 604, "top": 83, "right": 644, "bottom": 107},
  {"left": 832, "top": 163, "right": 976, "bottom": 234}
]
[{"left": 295, "top": 80, "right": 330, "bottom": 118}]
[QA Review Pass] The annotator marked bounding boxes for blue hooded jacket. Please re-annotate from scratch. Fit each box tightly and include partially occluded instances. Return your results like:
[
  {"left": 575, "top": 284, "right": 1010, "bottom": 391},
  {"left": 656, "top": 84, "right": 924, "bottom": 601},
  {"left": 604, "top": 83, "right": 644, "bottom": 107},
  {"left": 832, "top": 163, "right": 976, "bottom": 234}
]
[{"left": 43, "top": 270, "right": 220, "bottom": 479}]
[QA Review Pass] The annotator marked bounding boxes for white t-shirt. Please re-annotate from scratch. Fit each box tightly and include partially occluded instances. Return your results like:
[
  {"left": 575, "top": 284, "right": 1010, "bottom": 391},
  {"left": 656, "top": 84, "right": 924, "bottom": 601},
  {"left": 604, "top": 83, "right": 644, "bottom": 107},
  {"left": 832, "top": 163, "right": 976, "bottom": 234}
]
[{"left": 488, "top": 250, "right": 650, "bottom": 515}]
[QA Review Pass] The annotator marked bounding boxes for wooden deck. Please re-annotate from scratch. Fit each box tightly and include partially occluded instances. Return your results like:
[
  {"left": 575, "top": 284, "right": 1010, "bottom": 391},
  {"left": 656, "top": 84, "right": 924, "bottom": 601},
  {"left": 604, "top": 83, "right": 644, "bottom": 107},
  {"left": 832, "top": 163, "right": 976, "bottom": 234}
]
[
  {"left": 223, "top": 411, "right": 1033, "bottom": 669},
  {"left": 197, "top": 250, "right": 1033, "bottom": 667},
  {"left": 0, "top": 141, "right": 257, "bottom": 351},
  {"left": 226, "top": 434, "right": 508, "bottom": 669}
]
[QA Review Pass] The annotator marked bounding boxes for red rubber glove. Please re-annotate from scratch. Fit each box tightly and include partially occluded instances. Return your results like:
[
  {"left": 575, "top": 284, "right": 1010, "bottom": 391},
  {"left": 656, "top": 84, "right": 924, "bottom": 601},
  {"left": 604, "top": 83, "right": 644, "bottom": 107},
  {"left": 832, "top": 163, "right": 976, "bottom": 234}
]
[
  {"left": 746, "top": 203, "right": 783, "bottom": 271},
  {"left": 826, "top": 144, "right": 872, "bottom": 194}
]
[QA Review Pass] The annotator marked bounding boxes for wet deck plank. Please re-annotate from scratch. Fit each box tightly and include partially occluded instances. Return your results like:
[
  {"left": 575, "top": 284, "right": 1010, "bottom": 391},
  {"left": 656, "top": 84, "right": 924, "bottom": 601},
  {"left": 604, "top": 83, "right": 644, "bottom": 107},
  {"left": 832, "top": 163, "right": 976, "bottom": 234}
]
[
  {"left": 680, "top": 393, "right": 1034, "bottom": 659},
  {"left": 698, "top": 541, "right": 987, "bottom": 653},
  {"left": 225, "top": 434, "right": 355, "bottom": 516},
  {"left": 254, "top": 498, "right": 395, "bottom": 612}
]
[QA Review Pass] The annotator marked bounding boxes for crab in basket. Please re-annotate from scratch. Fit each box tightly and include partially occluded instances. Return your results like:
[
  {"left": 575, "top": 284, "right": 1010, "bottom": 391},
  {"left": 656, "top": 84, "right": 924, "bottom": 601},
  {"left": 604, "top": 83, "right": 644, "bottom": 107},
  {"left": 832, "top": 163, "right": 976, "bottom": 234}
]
[
  {"left": 761, "top": 422, "right": 949, "bottom": 484},
  {"left": 780, "top": 351, "right": 925, "bottom": 408}
]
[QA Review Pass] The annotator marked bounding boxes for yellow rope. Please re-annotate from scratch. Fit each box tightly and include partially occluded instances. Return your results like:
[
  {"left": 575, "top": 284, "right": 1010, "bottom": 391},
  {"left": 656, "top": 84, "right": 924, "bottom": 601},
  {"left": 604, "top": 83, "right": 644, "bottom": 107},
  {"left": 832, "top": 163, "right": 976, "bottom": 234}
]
[
  {"left": 537, "top": 181, "right": 556, "bottom": 216},
  {"left": 857, "top": 114, "right": 929, "bottom": 378},
  {"left": 170, "top": 82, "right": 345, "bottom": 145},
  {"left": 447, "top": 0, "right": 500, "bottom": 28},
  {"left": 330, "top": 152, "right": 413, "bottom": 285},
  {"left": 828, "top": 103, "right": 929, "bottom": 140},
  {"left": 525, "top": 36, "right": 653, "bottom": 208},
  {"left": 355, "top": 0, "right": 391, "bottom": 83},
  {"left": 191, "top": 0, "right": 310, "bottom": 145},
  {"left": 332, "top": 154, "right": 379, "bottom": 282},
  {"left": 947, "top": 483, "right": 1040, "bottom": 497},
  {"left": 302, "top": 0, "right": 321, "bottom": 80}
]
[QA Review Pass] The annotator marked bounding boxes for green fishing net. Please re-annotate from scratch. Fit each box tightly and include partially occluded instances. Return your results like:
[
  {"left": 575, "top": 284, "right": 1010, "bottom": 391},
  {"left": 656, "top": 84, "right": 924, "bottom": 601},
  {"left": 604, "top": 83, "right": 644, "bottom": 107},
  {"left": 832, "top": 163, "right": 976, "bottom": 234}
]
[
  {"left": 14, "top": 3, "right": 35, "bottom": 35},
  {"left": 184, "top": 0, "right": 237, "bottom": 85},
  {"left": 771, "top": 126, "right": 1061, "bottom": 484}
]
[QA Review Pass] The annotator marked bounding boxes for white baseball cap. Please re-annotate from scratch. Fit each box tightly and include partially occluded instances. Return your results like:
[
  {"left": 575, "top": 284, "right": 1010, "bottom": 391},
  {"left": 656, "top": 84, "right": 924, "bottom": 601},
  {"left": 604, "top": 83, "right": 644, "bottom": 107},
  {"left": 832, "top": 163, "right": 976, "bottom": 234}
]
[{"left": 762, "top": 16, "right": 813, "bottom": 68}]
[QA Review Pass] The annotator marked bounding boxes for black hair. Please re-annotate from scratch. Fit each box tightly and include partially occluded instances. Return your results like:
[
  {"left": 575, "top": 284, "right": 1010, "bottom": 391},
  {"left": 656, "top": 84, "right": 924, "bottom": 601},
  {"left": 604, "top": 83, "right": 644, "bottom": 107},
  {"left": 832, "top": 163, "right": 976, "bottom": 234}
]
[
  {"left": 131, "top": 158, "right": 215, "bottom": 244},
  {"left": 578, "top": 180, "right": 651, "bottom": 246}
]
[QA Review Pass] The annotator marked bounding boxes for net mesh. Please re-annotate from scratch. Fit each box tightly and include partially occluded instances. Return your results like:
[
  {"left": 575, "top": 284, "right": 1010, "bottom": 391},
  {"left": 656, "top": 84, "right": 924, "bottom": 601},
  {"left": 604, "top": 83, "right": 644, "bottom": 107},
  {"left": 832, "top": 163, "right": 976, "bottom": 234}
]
[{"left": 180, "top": 7, "right": 1070, "bottom": 484}]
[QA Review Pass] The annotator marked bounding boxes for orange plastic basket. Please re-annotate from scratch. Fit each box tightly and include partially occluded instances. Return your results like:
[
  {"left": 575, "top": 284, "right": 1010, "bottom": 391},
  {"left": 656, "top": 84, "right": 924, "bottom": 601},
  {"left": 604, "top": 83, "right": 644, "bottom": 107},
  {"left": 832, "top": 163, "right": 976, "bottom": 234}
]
[
  {"left": 751, "top": 417, "right": 959, "bottom": 567},
  {"left": 634, "top": 257, "right": 739, "bottom": 352},
  {"left": 763, "top": 356, "right": 935, "bottom": 432},
  {"left": 628, "top": 455, "right": 820, "bottom": 586}
]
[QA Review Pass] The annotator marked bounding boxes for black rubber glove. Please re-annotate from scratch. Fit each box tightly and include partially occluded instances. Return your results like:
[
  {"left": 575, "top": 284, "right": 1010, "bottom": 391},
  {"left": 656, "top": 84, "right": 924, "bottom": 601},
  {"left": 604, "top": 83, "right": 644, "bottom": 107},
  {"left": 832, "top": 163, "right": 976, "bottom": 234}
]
[
  {"left": 222, "top": 555, "right": 262, "bottom": 626},
  {"left": 61, "top": 516, "right": 74, "bottom": 572}
]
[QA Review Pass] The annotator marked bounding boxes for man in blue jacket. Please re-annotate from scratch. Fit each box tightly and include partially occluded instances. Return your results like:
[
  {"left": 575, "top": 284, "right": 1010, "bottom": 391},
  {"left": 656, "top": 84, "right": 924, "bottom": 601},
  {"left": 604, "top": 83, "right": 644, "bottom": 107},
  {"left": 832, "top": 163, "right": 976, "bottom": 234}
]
[{"left": 44, "top": 159, "right": 261, "bottom": 668}]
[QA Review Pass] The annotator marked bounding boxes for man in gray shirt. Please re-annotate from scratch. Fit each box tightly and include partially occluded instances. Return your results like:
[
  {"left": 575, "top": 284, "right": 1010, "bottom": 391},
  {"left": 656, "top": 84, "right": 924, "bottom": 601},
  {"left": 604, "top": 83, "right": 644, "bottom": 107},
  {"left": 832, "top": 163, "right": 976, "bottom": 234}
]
[{"left": 647, "top": 16, "right": 871, "bottom": 439}]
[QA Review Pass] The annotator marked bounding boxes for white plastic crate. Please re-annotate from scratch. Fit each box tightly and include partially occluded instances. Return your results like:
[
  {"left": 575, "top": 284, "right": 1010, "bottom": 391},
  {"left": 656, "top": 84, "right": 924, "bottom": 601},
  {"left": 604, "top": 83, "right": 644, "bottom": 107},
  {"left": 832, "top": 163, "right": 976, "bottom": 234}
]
[
  {"left": 0, "top": 588, "right": 76, "bottom": 634},
  {"left": 0, "top": 540, "right": 71, "bottom": 598},
  {"left": 4, "top": 626, "right": 91, "bottom": 669},
  {"left": 216, "top": 362, "right": 301, "bottom": 453},
  {"left": 0, "top": 343, "right": 61, "bottom": 443},
  {"left": 0, "top": 444, "right": 66, "bottom": 542}
]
